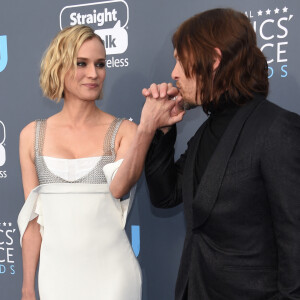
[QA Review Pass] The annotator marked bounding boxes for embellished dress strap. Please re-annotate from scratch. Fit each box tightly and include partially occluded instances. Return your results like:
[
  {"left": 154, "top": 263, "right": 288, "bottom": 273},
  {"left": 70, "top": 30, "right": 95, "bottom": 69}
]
[
  {"left": 103, "top": 117, "right": 125, "bottom": 159},
  {"left": 34, "top": 117, "right": 125, "bottom": 185},
  {"left": 35, "top": 119, "right": 47, "bottom": 159}
]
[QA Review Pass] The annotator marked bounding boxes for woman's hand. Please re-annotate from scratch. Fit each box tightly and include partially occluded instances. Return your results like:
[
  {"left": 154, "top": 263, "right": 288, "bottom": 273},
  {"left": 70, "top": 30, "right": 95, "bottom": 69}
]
[
  {"left": 110, "top": 82, "right": 185, "bottom": 199},
  {"left": 141, "top": 82, "right": 185, "bottom": 133},
  {"left": 142, "top": 82, "right": 179, "bottom": 99}
]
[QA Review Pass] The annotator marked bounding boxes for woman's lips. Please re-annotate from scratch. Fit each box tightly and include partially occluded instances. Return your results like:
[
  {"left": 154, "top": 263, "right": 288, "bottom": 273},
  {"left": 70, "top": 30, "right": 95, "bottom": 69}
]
[{"left": 83, "top": 83, "right": 99, "bottom": 88}]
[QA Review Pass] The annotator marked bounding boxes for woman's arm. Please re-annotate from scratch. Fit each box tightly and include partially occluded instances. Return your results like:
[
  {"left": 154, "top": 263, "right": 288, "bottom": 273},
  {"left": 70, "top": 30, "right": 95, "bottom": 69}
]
[
  {"left": 109, "top": 119, "right": 153, "bottom": 199},
  {"left": 110, "top": 85, "right": 184, "bottom": 199},
  {"left": 19, "top": 122, "right": 41, "bottom": 300}
]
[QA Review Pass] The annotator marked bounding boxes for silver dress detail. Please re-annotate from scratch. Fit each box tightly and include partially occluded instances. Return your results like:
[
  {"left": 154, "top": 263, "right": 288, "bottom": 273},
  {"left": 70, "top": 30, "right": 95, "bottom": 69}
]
[
  {"left": 34, "top": 118, "right": 124, "bottom": 184},
  {"left": 18, "top": 117, "right": 142, "bottom": 300}
]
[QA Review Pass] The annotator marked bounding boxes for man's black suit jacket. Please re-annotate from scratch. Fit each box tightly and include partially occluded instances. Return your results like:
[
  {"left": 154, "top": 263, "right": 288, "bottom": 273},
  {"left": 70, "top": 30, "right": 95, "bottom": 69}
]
[{"left": 145, "top": 95, "right": 300, "bottom": 299}]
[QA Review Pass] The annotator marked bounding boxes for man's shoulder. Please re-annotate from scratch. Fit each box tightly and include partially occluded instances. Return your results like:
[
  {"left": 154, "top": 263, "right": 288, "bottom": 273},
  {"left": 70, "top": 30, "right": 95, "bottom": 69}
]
[
  {"left": 247, "top": 95, "right": 300, "bottom": 125},
  {"left": 249, "top": 96, "right": 300, "bottom": 141},
  {"left": 258, "top": 97, "right": 299, "bottom": 117}
]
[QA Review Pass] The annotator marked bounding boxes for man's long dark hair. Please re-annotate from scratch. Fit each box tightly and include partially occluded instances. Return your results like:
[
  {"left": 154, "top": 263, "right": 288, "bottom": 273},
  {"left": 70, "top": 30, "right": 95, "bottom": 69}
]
[{"left": 172, "top": 8, "right": 269, "bottom": 113}]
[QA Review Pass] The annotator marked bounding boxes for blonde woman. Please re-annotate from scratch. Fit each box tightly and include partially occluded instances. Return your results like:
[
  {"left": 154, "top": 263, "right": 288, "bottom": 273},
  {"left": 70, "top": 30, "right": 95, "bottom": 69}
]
[{"left": 18, "top": 25, "right": 148, "bottom": 300}]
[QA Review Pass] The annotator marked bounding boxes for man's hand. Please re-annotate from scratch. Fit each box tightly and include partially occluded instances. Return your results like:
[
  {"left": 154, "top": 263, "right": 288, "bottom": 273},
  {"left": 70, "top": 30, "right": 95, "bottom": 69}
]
[
  {"left": 141, "top": 83, "right": 185, "bottom": 134},
  {"left": 142, "top": 82, "right": 178, "bottom": 99}
]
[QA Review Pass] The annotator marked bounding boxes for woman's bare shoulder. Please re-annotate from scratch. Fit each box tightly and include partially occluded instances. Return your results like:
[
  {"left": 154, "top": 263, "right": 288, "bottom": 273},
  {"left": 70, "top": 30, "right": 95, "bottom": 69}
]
[
  {"left": 119, "top": 119, "right": 137, "bottom": 134},
  {"left": 19, "top": 121, "right": 37, "bottom": 160},
  {"left": 20, "top": 121, "right": 36, "bottom": 141}
]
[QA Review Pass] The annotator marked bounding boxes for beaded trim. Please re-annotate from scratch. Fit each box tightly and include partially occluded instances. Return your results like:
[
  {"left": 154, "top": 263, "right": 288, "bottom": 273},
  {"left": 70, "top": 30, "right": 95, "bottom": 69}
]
[{"left": 34, "top": 118, "right": 124, "bottom": 184}]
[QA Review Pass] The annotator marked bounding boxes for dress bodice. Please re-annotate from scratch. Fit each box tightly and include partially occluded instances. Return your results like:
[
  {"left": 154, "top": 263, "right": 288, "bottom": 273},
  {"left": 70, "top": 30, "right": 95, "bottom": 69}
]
[
  {"left": 43, "top": 156, "right": 103, "bottom": 182},
  {"left": 34, "top": 118, "right": 124, "bottom": 184},
  {"left": 18, "top": 118, "right": 141, "bottom": 300}
]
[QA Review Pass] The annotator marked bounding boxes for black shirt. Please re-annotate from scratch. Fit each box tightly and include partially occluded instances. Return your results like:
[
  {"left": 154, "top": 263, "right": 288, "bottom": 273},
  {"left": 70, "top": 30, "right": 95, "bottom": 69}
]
[{"left": 194, "top": 96, "right": 239, "bottom": 194}]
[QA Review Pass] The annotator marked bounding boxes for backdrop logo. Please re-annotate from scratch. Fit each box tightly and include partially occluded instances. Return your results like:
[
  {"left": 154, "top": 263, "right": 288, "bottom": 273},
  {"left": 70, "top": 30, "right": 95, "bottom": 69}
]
[
  {"left": 0, "top": 35, "right": 8, "bottom": 72},
  {"left": 245, "top": 6, "right": 294, "bottom": 78},
  {"left": 0, "top": 121, "right": 7, "bottom": 179},
  {"left": 131, "top": 225, "right": 140, "bottom": 257},
  {"left": 0, "top": 121, "right": 6, "bottom": 166},
  {"left": 60, "top": 0, "right": 129, "bottom": 56},
  {"left": 0, "top": 221, "right": 16, "bottom": 275}
]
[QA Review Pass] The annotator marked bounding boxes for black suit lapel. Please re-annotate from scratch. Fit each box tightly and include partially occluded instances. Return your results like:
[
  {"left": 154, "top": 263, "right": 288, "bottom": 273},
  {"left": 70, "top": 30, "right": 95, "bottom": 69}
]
[
  {"left": 189, "top": 96, "right": 264, "bottom": 229},
  {"left": 182, "top": 120, "right": 208, "bottom": 229}
]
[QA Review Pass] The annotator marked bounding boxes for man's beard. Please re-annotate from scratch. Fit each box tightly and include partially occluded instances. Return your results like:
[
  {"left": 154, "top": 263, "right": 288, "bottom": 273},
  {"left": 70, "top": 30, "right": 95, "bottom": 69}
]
[{"left": 181, "top": 100, "right": 197, "bottom": 111}]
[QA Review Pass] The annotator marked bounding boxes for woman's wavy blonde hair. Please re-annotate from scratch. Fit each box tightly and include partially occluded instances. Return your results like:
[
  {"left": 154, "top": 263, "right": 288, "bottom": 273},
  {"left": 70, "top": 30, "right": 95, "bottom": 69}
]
[{"left": 40, "top": 25, "right": 104, "bottom": 102}]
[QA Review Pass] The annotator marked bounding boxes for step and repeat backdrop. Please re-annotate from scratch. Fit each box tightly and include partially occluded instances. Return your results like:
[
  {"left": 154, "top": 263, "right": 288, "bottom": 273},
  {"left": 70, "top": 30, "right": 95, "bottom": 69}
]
[{"left": 0, "top": 0, "right": 299, "bottom": 299}]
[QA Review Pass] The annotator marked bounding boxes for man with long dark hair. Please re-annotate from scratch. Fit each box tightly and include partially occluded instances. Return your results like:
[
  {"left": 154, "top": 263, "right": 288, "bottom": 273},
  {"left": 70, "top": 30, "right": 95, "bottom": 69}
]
[{"left": 139, "top": 8, "right": 300, "bottom": 300}]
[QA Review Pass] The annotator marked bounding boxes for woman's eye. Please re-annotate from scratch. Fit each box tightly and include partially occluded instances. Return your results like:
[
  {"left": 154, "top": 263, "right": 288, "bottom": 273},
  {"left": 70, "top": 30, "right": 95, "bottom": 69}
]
[
  {"left": 77, "top": 61, "right": 86, "bottom": 67},
  {"left": 96, "top": 62, "right": 105, "bottom": 68}
]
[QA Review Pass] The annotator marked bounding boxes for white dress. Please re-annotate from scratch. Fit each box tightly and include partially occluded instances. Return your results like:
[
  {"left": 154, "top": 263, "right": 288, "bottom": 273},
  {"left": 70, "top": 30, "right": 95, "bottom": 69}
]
[{"left": 18, "top": 119, "right": 142, "bottom": 300}]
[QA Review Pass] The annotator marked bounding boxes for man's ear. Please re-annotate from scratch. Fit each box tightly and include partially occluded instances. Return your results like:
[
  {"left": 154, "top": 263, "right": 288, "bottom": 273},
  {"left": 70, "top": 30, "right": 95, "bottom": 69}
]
[{"left": 213, "top": 48, "right": 222, "bottom": 70}]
